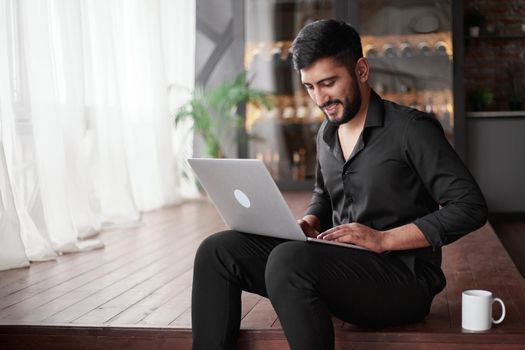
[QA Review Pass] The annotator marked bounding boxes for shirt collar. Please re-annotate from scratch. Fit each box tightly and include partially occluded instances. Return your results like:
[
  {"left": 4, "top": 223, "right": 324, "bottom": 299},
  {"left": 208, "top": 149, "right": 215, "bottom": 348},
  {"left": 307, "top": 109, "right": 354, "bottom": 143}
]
[{"left": 364, "top": 89, "right": 384, "bottom": 128}]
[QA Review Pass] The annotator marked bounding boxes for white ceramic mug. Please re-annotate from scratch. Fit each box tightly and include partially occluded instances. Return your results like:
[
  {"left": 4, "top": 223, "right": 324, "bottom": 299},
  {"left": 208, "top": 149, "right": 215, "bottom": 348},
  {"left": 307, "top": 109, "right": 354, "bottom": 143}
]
[{"left": 462, "top": 290, "right": 506, "bottom": 331}]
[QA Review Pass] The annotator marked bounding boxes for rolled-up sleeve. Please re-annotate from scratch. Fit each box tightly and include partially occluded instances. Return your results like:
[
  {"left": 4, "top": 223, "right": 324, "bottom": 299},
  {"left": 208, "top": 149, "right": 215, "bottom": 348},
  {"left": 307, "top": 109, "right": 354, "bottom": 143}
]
[{"left": 404, "top": 114, "right": 488, "bottom": 250}]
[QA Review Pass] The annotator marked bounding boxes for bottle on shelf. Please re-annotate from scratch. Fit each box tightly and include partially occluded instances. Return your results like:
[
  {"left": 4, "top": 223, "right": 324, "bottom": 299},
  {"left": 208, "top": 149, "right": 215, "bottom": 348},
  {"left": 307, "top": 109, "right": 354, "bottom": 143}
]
[{"left": 292, "top": 148, "right": 306, "bottom": 181}]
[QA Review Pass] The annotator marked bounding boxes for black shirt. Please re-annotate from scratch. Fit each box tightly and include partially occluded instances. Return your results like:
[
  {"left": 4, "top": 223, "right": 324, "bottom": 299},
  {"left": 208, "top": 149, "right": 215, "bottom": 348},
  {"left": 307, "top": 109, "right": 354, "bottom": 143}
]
[{"left": 305, "top": 90, "right": 487, "bottom": 292}]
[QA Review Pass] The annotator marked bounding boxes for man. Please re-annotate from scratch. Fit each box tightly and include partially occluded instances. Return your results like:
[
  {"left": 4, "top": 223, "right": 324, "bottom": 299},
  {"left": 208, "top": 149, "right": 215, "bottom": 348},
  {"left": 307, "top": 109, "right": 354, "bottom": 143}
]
[{"left": 191, "top": 19, "right": 487, "bottom": 350}]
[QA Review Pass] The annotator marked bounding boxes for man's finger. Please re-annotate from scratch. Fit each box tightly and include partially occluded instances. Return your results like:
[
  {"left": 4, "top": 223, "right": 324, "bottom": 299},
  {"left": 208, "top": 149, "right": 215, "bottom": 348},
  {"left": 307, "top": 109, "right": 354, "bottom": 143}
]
[
  {"left": 318, "top": 226, "right": 344, "bottom": 239},
  {"left": 318, "top": 229, "right": 347, "bottom": 241}
]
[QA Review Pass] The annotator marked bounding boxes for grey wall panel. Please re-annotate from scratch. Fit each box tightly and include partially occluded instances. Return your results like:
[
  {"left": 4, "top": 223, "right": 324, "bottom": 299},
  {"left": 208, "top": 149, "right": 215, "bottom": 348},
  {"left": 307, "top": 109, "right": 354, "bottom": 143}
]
[
  {"left": 195, "top": 0, "right": 244, "bottom": 158},
  {"left": 467, "top": 117, "right": 525, "bottom": 213}
]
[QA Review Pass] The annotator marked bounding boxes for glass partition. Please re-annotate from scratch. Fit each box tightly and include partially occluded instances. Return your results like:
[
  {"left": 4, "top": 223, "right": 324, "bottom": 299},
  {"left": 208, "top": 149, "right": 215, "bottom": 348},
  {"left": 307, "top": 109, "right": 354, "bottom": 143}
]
[
  {"left": 245, "top": 0, "right": 335, "bottom": 188},
  {"left": 244, "top": 1, "right": 453, "bottom": 189},
  {"left": 358, "top": 0, "right": 454, "bottom": 142}
]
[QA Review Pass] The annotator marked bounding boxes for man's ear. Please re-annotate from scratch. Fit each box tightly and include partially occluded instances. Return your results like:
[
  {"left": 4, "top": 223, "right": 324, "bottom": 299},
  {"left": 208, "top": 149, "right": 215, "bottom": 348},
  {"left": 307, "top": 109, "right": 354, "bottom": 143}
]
[{"left": 355, "top": 57, "right": 369, "bottom": 83}]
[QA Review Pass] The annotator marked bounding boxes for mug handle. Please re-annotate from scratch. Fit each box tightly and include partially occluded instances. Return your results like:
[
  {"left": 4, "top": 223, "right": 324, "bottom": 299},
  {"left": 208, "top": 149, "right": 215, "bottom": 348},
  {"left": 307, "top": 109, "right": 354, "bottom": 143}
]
[{"left": 492, "top": 297, "right": 506, "bottom": 324}]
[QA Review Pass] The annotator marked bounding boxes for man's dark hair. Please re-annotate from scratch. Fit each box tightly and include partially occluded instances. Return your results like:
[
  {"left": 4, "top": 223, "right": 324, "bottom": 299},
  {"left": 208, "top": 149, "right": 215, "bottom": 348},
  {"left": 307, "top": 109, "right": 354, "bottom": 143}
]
[{"left": 292, "top": 19, "right": 363, "bottom": 72}]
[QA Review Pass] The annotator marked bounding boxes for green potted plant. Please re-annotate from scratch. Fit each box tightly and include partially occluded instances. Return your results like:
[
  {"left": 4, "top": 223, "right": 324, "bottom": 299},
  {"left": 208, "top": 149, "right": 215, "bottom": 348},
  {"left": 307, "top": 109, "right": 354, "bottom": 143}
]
[
  {"left": 464, "top": 7, "right": 485, "bottom": 37},
  {"left": 174, "top": 71, "right": 272, "bottom": 158},
  {"left": 467, "top": 88, "right": 494, "bottom": 111}
]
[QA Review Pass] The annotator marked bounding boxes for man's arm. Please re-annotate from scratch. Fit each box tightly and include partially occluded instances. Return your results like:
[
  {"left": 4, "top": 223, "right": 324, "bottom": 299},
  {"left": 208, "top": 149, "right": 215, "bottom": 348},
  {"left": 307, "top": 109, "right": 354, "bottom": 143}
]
[{"left": 404, "top": 114, "right": 487, "bottom": 249}]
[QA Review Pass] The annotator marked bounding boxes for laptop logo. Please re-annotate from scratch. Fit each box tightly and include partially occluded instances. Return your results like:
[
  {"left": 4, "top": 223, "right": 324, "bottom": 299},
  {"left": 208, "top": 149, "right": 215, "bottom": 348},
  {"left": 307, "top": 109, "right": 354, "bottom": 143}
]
[{"left": 234, "top": 189, "right": 251, "bottom": 208}]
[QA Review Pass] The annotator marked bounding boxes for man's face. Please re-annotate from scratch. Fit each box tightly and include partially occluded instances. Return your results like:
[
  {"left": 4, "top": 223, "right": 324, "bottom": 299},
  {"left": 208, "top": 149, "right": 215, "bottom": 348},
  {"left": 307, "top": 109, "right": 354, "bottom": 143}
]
[{"left": 300, "top": 57, "right": 361, "bottom": 126}]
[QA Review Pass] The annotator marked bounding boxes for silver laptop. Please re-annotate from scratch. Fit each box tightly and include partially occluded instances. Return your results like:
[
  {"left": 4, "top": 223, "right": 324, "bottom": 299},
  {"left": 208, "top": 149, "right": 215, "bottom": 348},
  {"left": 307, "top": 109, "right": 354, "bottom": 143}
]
[{"left": 188, "top": 158, "right": 367, "bottom": 250}]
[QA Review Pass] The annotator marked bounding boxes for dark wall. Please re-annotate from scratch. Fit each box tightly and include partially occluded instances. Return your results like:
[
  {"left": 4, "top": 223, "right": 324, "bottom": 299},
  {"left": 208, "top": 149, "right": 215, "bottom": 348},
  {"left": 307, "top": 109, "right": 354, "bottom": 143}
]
[{"left": 463, "top": 0, "right": 525, "bottom": 111}]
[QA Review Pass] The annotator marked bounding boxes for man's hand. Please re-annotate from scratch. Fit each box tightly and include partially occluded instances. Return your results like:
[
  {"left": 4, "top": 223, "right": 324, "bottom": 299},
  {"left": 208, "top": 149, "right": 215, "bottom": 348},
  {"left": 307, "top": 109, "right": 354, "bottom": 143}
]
[
  {"left": 297, "top": 215, "right": 321, "bottom": 238},
  {"left": 317, "top": 223, "right": 387, "bottom": 253}
]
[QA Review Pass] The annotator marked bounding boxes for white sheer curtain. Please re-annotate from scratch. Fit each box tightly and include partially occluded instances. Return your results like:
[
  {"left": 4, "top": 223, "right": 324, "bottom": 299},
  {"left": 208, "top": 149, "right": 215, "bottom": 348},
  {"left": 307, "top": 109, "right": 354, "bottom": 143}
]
[
  {"left": 161, "top": 0, "right": 198, "bottom": 198},
  {"left": 0, "top": 0, "right": 196, "bottom": 271}
]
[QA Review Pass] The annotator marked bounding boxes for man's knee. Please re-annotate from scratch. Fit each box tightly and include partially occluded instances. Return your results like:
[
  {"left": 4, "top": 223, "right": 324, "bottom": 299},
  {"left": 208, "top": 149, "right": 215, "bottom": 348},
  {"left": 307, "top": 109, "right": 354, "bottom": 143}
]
[
  {"left": 265, "top": 242, "right": 318, "bottom": 296},
  {"left": 194, "top": 230, "right": 239, "bottom": 273}
]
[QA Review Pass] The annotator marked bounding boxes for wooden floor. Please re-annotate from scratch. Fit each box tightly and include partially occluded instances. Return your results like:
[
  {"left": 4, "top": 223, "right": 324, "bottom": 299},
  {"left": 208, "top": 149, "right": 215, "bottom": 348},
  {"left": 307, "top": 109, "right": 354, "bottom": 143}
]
[
  {"left": 1, "top": 192, "right": 525, "bottom": 349},
  {"left": 490, "top": 214, "right": 525, "bottom": 280}
]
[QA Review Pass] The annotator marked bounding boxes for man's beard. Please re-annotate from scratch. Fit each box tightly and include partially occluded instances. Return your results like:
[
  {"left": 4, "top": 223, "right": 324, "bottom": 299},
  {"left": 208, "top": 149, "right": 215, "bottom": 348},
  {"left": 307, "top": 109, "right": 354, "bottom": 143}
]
[{"left": 320, "top": 80, "right": 362, "bottom": 126}]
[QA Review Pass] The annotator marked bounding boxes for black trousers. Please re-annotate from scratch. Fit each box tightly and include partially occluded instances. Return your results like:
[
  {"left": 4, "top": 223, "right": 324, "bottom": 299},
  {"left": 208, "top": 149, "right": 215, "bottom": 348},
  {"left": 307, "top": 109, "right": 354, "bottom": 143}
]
[{"left": 191, "top": 230, "right": 435, "bottom": 350}]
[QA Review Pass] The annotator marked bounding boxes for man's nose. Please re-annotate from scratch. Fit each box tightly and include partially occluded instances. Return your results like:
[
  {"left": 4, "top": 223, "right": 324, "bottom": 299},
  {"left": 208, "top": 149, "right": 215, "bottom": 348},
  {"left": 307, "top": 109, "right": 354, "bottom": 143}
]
[{"left": 313, "top": 89, "right": 329, "bottom": 106}]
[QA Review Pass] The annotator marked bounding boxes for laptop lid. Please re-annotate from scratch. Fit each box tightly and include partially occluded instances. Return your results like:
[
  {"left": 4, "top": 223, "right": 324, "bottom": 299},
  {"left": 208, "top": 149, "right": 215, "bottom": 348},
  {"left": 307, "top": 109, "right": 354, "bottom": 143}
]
[{"left": 187, "top": 158, "right": 307, "bottom": 241}]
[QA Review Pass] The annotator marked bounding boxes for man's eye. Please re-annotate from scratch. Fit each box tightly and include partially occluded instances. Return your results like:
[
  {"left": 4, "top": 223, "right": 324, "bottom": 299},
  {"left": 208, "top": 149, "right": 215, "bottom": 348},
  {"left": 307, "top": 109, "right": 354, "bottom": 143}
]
[
  {"left": 304, "top": 85, "right": 313, "bottom": 91},
  {"left": 322, "top": 81, "right": 334, "bottom": 87}
]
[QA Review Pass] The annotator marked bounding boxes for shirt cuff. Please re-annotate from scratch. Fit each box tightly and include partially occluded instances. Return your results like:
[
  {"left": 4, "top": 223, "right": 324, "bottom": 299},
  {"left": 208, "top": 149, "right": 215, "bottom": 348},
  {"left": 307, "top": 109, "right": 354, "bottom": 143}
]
[{"left": 413, "top": 216, "right": 445, "bottom": 251}]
